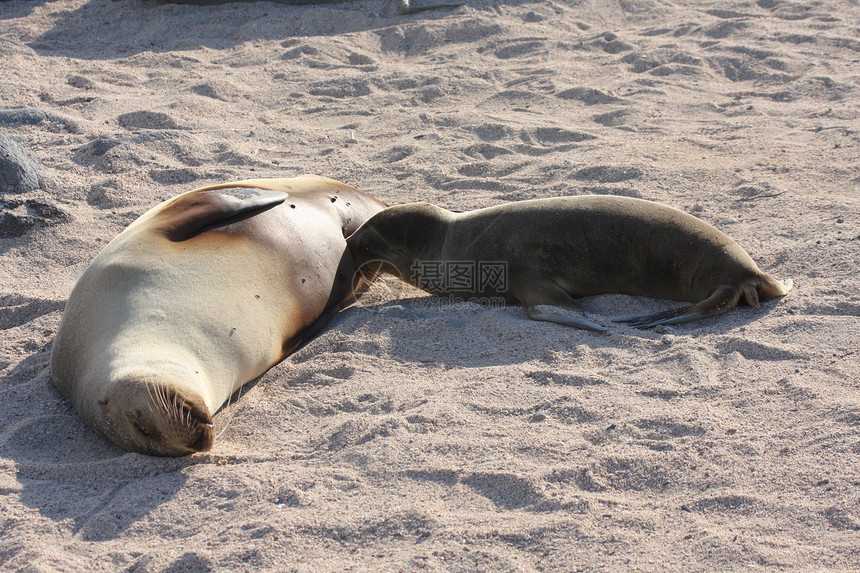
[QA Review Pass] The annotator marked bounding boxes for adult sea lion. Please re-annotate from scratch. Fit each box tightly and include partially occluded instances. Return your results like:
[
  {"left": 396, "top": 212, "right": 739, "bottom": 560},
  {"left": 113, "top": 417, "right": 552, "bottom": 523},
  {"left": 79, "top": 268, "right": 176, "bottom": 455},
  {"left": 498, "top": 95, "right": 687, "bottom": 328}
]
[
  {"left": 347, "top": 195, "right": 792, "bottom": 332},
  {"left": 51, "top": 176, "right": 385, "bottom": 456}
]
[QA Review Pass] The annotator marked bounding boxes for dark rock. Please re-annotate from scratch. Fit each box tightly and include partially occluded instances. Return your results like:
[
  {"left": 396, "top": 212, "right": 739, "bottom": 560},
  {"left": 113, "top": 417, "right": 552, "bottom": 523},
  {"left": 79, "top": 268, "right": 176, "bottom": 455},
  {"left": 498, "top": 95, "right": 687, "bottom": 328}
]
[{"left": 0, "top": 133, "right": 42, "bottom": 194}]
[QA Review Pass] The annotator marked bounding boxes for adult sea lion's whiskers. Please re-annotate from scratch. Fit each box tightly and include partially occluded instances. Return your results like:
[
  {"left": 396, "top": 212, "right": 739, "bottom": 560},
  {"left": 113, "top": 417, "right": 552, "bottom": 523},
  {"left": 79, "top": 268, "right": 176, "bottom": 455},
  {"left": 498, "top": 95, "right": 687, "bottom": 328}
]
[{"left": 215, "top": 385, "right": 242, "bottom": 441}]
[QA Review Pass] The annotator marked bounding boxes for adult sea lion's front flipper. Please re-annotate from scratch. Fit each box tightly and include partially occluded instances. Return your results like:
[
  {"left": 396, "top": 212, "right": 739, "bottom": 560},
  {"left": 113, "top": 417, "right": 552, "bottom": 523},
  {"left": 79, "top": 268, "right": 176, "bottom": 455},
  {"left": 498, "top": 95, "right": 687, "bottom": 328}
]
[{"left": 157, "top": 186, "right": 287, "bottom": 241}]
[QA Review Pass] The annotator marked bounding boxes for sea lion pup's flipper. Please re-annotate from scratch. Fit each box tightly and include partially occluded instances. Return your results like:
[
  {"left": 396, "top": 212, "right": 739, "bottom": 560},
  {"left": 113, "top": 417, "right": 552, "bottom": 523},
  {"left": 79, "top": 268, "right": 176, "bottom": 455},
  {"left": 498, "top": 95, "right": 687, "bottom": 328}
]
[
  {"left": 398, "top": 0, "right": 465, "bottom": 14},
  {"left": 758, "top": 276, "right": 794, "bottom": 299},
  {"left": 516, "top": 282, "right": 608, "bottom": 333},
  {"left": 157, "top": 186, "right": 287, "bottom": 241},
  {"left": 616, "top": 276, "right": 793, "bottom": 329},
  {"left": 614, "top": 284, "right": 741, "bottom": 329}
]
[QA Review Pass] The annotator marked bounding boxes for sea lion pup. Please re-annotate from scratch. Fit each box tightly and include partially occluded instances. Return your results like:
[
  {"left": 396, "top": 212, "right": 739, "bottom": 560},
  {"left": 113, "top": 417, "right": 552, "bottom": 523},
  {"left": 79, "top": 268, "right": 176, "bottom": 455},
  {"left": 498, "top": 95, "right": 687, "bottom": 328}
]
[
  {"left": 51, "top": 176, "right": 386, "bottom": 456},
  {"left": 347, "top": 195, "right": 792, "bottom": 332}
]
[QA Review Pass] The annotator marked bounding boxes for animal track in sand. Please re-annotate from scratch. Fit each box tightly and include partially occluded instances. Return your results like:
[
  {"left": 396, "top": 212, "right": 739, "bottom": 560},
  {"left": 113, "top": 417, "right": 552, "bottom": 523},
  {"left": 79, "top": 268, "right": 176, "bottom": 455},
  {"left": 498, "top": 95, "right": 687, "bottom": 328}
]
[
  {"left": 691, "top": 494, "right": 761, "bottom": 515},
  {"left": 571, "top": 165, "right": 642, "bottom": 183},
  {"left": 621, "top": 50, "right": 704, "bottom": 75},
  {"left": 824, "top": 507, "right": 860, "bottom": 531},
  {"left": 634, "top": 418, "right": 706, "bottom": 439},
  {"left": 381, "top": 146, "right": 415, "bottom": 163},
  {"left": 525, "top": 370, "right": 609, "bottom": 387},
  {"left": 526, "top": 127, "right": 597, "bottom": 145},
  {"left": 463, "top": 143, "right": 513, "bottom": 160},
  {"left": 72, "top": 130, "right": 202, "bottom": 177},
  {"left": 461, "top": 472, "right": 544, "bottom": 509},
  {"left": 404, "top": 469, "right": 549, "bottom": 511},
  {"left": 471, "top": 123, "right": 511, "bottom": 141},
  {"left": 0, "top": 295, "right": 64, "bottom": 330},
  {"left": 457, "top": 162, "right": 526, "bottom": 178},
  {"left": 592, "top": 109, "right": 630, "bottom": 127},
  {"left": 308, "top": 78, "right": 373, "bottom": 99},
  {"left": 491, "top": 38, "right": 547, "bottom": 60},
  {"left": 377, "top": 21, "right": 502, "bottom": 56},
  {"left": 321, "top": 411, "right": 439, "bottom": 452},
  {"left": 511, "top": 128, "right": 597, "bottom": 157},
  {"left": 556, "top": 86, "right": 623, "bottom": 105},
  {"left": 713, "top": 337, "right": 805, "bottom": 361},
  {"left": 117, "top": 110, "right": 181, "bottom": 130},
  {"left": 0, "top": 199, "right": 70, "bottom": 238},
  {"left": 590, "top": 32, "right": 634, "bottom": 54}
]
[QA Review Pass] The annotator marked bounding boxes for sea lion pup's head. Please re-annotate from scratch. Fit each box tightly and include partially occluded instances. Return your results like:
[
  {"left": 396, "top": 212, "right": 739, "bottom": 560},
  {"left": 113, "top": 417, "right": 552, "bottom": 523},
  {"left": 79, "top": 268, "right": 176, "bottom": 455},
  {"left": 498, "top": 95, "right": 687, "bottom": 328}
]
[
  {"left": 97, "top": 369, "right": 215, "bottom": 457},
  {"left": 347, "top": 202, "right": 452, "bottom": 285}
]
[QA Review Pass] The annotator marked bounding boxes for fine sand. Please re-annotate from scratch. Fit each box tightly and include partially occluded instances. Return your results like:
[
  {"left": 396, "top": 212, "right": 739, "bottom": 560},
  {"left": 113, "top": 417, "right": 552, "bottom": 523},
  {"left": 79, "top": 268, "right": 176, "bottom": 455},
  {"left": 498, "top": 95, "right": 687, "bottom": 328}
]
[{"left": 1, "top": 0, "right": 858, "bottom": 571}]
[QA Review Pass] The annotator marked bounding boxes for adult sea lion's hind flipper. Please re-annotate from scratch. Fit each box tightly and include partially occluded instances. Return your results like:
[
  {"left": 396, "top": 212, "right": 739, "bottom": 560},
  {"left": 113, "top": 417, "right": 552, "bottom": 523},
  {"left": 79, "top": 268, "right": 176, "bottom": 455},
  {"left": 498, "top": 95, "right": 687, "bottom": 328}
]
[
  {"left": 615, "top": 284, "right": 742, "bottom": 329},
  {"left": 158, "top": 186, "right": 287, "bottom": 241}
]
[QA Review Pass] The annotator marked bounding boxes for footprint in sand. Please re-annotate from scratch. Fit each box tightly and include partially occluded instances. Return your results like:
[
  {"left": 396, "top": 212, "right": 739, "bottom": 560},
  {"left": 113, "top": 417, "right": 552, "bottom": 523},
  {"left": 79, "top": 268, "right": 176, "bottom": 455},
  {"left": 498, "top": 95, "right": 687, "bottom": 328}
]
[
  {"left": 557, "top": 86, "right": 623, "bottom": 105},
  {"left": 0, "top": 198, "right": 70, "bottom": 238},
  {"left": 492, "top": 39, "right": 547, "bottom": 60},
  {"left": 0, "top": 295, "right": 64, "bottom": 330},
  {"left": 571, "top": 165, "right": 642, "bottom": 183},
  {"left": 117, "top": 110, "right": 182, "bottom": 130}
]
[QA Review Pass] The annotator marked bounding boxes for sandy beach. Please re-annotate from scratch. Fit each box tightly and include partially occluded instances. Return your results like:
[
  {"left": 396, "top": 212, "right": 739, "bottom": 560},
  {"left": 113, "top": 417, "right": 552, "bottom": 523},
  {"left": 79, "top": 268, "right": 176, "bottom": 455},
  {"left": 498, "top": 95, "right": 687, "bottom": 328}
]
[{"left": 1, "top": 0, "right": 858, "bottom": 570}]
